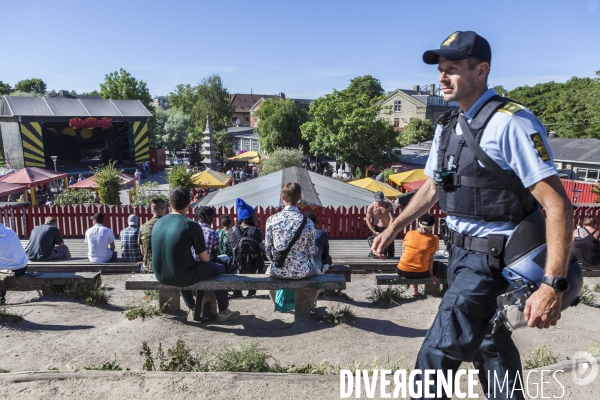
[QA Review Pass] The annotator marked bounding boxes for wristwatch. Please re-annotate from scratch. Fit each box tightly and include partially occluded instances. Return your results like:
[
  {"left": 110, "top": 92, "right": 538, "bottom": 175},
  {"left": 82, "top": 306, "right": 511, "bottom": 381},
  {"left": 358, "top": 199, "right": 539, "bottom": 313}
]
[{"left": 541, "top": 275, "right": 570, "bottom": 292}]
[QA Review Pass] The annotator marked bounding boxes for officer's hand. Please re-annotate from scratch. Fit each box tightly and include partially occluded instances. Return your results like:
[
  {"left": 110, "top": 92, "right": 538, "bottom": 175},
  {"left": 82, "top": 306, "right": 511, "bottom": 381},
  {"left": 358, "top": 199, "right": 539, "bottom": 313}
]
[
  {"left": 524, "top": 285, "right": 562, "bottom": 329},
  {"left": 371, "top": 228, "right": 394, "bottom": 259}
]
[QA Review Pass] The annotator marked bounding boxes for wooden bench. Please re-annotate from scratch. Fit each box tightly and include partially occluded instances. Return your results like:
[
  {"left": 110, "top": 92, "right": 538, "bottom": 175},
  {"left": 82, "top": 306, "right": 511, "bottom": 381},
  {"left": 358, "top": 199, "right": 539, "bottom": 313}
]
[
  {"left": 580, "top": 264, "right": 600, "bottom": 277},
  {"left": 125, "top": 274, "right": 346, "bottom": 322},
  {"left": 376, "top": 274, "right": 449, "bottom": 296},
  {"left": 0, "top": 271, "right": 101, "bottom": 292},
  {"left": 262, "top": 263, "right": 352, "bottom": 282}
]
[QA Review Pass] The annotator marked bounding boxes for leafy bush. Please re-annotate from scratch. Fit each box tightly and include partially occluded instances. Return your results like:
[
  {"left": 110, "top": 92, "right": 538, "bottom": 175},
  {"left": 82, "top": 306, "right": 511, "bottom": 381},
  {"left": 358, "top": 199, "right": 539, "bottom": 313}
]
[
  {"left": 167, "top": 165, "right": 193, "bottom": 190},
  {"left": 54, "top": 188, "right": 96, "bottom": 206},
  {"left": 84, "top": 355, "right": 123, "bottom": 371},
  {"left": 355, "top": 166, "right": 363, "bottom": 179},
  {"left": 312, "top": 305, "right": 357, "bottom": 324},
  {"left": 260, "top": 147, "right": 303, "bottom": 175},
  {"left": 367, "top": 285, "right": 406, "bottom": 307},
  {"left": 579, "top": 285, "right": 597, "bottom": 306},
  {"left": 93, "top": 161, "right": 122, "bottom": 205},
  {"left": 523, "top": 347, "right": 559, "bottom": 369},
  {"left": 39, "top": 279, "right": 111, "bottom": 306},
  {"left": 383, "top": 168, "right": 395, "bottom": 183},
  {"left": 129, "top": 182, "right": 169, "bottom": 208},
  {"left": 125, "top": 297, "right": 169, "bottom": 321}
]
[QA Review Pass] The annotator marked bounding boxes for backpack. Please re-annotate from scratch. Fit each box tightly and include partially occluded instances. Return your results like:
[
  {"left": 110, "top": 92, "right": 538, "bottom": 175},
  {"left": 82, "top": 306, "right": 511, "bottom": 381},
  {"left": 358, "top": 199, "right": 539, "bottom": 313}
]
[{"left": 230, "top": 226, "right": 263, "bottom": 274}]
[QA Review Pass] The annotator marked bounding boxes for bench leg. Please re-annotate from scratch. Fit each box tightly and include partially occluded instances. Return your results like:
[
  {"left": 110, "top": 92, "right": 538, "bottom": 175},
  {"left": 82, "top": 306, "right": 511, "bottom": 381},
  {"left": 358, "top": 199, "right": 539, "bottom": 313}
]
[
  {"left": 423, "top": 284, "right": 441, "bottom": 296},
  {"left": 159, "top": 290, "right": 180, "bottom": 313},
  {"left": 294, "top": 289, "right": 315, "bottom": 321}
]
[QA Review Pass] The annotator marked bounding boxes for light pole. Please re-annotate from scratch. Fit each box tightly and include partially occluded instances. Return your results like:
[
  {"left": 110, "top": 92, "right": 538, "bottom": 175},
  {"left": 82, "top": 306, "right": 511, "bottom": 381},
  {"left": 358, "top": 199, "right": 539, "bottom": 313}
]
[
  {"left": 572, "top": 189, "right": 583, "bottom": 204},
  {"left": 51, "top": 156, "right": 58, "bottom": 172}
]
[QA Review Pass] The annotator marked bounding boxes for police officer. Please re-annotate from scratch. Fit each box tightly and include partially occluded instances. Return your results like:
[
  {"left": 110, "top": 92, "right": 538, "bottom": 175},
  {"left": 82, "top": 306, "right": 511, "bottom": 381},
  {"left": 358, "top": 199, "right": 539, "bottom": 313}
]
[{"left": 372, "top": 31, "right": 573, "bottom": 399}]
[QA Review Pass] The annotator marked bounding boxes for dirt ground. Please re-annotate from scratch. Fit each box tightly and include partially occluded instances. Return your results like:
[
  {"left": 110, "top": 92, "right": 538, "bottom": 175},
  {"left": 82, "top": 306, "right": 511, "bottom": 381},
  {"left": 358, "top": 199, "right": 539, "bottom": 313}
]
[{"left": 1, "top": 274, "right": 599, "bottom": 399}]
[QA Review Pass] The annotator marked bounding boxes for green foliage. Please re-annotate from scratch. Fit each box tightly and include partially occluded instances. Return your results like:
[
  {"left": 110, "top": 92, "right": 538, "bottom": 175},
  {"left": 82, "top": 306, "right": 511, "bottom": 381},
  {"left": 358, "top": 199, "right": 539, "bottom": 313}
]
[
  {"left": 141, "top": 340, "right": 210, "bottom": 372},
  {"left": 54, "top": 189, "right": 96, "bottom": 206},
  {"left": 81, "top": 90, "right": 101, "bottom": 96},
  {"left": 167, "top": 165, "right": 194, "bottom": 190},
  {"left": 129, "top": 182, "right": 168, "bottom": 208},
  {"left": 492, "top": 85, "right": 508, "bottom": 97},
  {"left": 84, "top": 355, "right": 123, "bottom": 371},
  {"left": 212, "top": 342, "right": 271, "bottom": 373},
  {"left": 100, "top": 68, "right": 151, "bottom": 108},
  {"left": 344, "top": 75, "right": 385, "bottom": 100},
  {"left": 255, "top": 98, "right": 310, "bottom": 153},
  {"left": 594, "top": 283, "right": 600, "bottom": 293},
  {"left": 354, "top": 166, "right": 362, "bottom": 179},
  {"left": 367, "top": 285, "right": 406, "bottom": 307},
  {"left": 169, "top": 74, "right": 234, "bottom": 132},
  {"left": 301, "top": 76, "right": 400, "bottom": 174},
  {"left": 8, "top": 90, "right": 41, "bottom": 97},
  {"left": 259, "top": 148, "right": 303, "bottom": 175},
  {"left": 162, "top": 110, "right": 191, "bottom": 152},
  {"left": 588, "top": 341, "right": 600, "bottom": 358},
  {"left": 93, "top": 161, "right": 122, "bottom": 205},
  {"left": 383, "top": 168, "right": 395, "bottom": 183},
  {"left": 14, "top": 78, "right": 46, "bottom": 95},
  {"left": 125, "top": 297, "right": 169, "bottom": 321},
  {"left": 47, "top": 367, "right": 58, "bottom": 370},
  {"left": 397, "top": 119, "right": 435, "bottom": 147},
  {"left": 40, "top": 279, "right": 111, "bottom": 307},
  {"left": 579, "top": 285, "right": 597, "bottom": 306},
  {"left": 144, "top": 290, "right": 160, "bottom": 301},
  {"left": 0, "top": 304, "right": 23, "bottom": 323},
  {"left": 147, "top": 106, "right": 169, "bottom": 148},
  {"left": 0, "top": 81, "right": 12, "bottom": 95},
  {"left": 332, "top": 355, "right": 405, "bottom": 376},
  {"left": 311, "top": 305, "right": 357, "bottom": 324},
  {"left": 523, "top": 347, "right": 559, "bottom": 369},
  {"left": 319, "top": 290, "right": 353, "bottom": 301},
  {"left": 0, "top": 369, "right": 10, "bottom": 373},
  {"left": 212, "top": 130, "right": 234, "bottom": 162}
]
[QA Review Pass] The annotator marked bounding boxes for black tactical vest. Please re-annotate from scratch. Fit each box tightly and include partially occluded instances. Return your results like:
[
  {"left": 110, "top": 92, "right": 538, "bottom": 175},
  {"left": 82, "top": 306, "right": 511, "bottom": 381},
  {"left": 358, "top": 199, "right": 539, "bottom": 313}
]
[{"left": 436, "top": 96, "right": 537, "bottom": 224}]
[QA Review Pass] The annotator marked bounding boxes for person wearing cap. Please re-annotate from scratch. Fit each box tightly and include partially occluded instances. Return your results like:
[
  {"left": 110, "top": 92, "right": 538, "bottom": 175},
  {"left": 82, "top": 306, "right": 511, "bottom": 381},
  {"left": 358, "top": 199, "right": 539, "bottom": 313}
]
[
  {"left": 227, "top": 197, "right": 264, "bottom": 298},
  {"left": 85, "top": 213, "right": 117, "bottom": 263},
  {"left": 366, "top": 191, "right": 395, "bottom": 258},
  {"left": 152, "top": 186, "right": 240, "bottom": 322},
  {"left": 396, "top": 213, "right": 442, "bottom": 297},
  {"left": 119, "top": 214, "right": 143, "bottom": 263},
  {"left": 25, "top": 217, "right": 71, "bottom": 261},
  {"left": 372, "top": 31, "right": 572, "bottom": 398}
]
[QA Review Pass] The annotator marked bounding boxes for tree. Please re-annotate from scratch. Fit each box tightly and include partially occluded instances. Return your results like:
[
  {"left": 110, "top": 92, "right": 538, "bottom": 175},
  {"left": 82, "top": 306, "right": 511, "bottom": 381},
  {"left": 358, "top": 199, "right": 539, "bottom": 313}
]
[
  {"left": 344, "top": 75, "right": 385, "bottom": 100},
  {"left": 255, "top": 98, "right": 310, "bottom": 153},
  {"left": 0, "top": 81, "right": 11, "bottom": 95},
  {"left": 301, "top": 77, "right": 400, "bottom": 177},
  {"left": 129, "top": 182, "right": 169, "bottom": 207},
  {"left": 161, "top": 110, "right": 191, "bottom": 152},
  {"left": 259, "top": 148, "right": 304, "bottom": 175},
  {"left": 100, "top": 68, "right": 151, "bottom": 107},
  {"left": 397, "top": 119, "right": 435, "bottom": 147},
  {"left": 14, "top": 78, "right": 47, "bottom": 95},
  {"left": 81, "top": 90, "right": 101, "bottom": 96},
  {"left": 492, "top": 85, "right": 508, "bottom": 97},
  {"left": 213, "top": 130, "right": 234, "bottom": 162},
  {"left": 147, "top": 106, "right": 169, "bottom": 148},
  {"left": 94, "top": 161, "right": 122, "bottom": 205},
  {"left": 167, "top": 165, "right": 194, "bottom": 190},
  {"left": 169, "top": 74, "right": 234, "bottom": 132}
]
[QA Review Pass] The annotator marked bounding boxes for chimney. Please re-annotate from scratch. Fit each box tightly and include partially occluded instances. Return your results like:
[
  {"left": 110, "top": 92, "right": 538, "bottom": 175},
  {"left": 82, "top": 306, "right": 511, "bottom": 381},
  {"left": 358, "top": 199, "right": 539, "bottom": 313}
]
[
  {"left": 413, "top": 85, "right": 420, "bottom": 92},
  {"left": 430, "top": 85, "right": 436, "bottom": 95},
  {"left": 62, "top": 90, "right": 69, "bottom": 96}
]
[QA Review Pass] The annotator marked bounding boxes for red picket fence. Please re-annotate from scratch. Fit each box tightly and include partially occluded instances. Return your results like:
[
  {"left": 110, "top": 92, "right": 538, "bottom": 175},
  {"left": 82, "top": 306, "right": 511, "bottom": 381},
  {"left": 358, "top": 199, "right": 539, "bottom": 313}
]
[
  {"left": 2, "top": 204, "right": 600, "bottom": 239},
  {"left": 561, "top": 179, "right": 599, "bottom": 204}
]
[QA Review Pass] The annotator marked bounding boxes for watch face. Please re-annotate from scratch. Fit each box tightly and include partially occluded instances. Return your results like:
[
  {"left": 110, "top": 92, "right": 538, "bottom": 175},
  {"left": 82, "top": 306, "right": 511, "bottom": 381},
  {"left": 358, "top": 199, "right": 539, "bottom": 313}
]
[{"left": 555, "top": 278, "right": 570, "bottom": 292}]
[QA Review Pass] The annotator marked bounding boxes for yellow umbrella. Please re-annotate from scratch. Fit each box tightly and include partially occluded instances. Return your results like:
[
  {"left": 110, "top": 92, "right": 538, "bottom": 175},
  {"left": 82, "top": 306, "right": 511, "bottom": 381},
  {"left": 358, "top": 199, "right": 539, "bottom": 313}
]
[
  {"left": 190, "top": 169, "right": 232, "bottom": 188},
  {"left": 227, "top": 151, "right": 269, "bottom": 162},
  {"left": 389, "top": 169, "right": 428, "bottom": 186},
  {"left": 348, "top": 178, "right": 401, "bottom": 199}
]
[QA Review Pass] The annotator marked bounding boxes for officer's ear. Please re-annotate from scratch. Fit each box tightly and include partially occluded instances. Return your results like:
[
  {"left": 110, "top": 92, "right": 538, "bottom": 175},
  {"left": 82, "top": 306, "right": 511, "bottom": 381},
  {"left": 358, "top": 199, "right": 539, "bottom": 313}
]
[{"left": 476, "top": 62, "right": 490, "bottom": 84}]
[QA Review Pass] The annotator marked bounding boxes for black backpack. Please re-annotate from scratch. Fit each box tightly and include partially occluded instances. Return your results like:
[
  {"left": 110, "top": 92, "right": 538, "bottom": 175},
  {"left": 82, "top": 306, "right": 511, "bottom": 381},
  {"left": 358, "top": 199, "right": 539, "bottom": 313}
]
[{"left": 230, "top": 226, "right": 263, "bottom": 274}]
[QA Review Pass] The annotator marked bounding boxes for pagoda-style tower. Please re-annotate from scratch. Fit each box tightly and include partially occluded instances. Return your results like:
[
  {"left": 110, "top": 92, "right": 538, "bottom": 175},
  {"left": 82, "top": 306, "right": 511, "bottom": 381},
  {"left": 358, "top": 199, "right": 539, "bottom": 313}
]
[{"left": 200, "top": 115, "right": 217, "bottom": 169}]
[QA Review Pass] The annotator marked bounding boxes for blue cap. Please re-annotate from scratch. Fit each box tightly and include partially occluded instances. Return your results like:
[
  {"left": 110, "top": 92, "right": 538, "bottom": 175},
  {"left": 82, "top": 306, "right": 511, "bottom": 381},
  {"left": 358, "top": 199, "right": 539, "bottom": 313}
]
[
  {"left": 423, "top": 31, "right": 491, "bottom": 65},
  {"left": 236, "top": 198, "right": 255, "bottom": 221}
]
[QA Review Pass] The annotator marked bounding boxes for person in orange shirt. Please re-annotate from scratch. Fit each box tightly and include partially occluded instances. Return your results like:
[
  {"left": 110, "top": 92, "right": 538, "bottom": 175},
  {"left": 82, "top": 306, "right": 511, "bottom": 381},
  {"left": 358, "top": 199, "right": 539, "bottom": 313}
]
[{"left": 397, "top": 214, "right": 442, "bottom": 297}]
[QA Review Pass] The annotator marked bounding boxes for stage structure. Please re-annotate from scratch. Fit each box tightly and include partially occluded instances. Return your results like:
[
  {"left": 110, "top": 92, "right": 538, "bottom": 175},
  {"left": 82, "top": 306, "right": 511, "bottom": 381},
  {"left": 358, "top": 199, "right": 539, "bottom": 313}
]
[{"left": 0, "top": 96, "right": 152, "bottom": 170}]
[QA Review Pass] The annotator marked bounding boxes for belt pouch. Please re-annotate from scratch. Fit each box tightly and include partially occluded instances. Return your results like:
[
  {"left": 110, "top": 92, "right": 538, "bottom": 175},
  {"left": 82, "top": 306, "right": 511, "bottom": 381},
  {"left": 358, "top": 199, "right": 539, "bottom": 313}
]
[{"left": 487, "top": 234, "right": 505, "bottom": 270}]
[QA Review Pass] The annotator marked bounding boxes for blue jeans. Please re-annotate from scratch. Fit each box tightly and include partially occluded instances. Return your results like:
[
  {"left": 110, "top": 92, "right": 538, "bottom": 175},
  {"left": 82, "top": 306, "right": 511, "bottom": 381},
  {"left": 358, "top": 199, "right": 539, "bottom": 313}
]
[
  {"left": 0, "top": 266, "right": 28, "bottom": 302},
  {"left": 180, "top": 261, "right": 228, "bottom": 312}
]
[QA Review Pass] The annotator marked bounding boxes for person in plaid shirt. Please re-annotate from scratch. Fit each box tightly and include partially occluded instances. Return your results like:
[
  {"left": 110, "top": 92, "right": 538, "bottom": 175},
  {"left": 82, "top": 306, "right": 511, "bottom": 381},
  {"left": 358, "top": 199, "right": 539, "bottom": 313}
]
[
  {"left": 194, "top": 206, "right": 219, "bottom": 261},
  {"left": 119, "top": 214, "right": 143, "bottom": 262}
]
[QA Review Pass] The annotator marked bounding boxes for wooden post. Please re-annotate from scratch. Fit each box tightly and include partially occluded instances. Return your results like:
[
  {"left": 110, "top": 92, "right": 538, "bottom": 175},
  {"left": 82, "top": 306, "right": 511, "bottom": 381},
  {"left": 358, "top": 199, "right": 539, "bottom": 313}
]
[
  {"left": 159, "top": 290, "right": 180, "bottom": 313},
  {"left": 64, "top": 177, "right": 69, "bottom": 189},
  {"left": 30, "top": 187, "right": 36, "bottom": 206}
]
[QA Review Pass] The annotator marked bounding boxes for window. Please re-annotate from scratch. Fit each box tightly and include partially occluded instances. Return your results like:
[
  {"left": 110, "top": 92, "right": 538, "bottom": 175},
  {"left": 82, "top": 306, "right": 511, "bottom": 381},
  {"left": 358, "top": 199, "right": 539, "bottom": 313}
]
[
  {"left": 394, "top": 118, "right": 400, "bottom": 127},
  {"left": 577, "top": 168, "right": 600, "bottom": 182},
  {"left": 577, "top": 168, "right": 588, "bottom": 180},
  {"left": 238, "top": 98, "right": 242, "bottom": 101},
  {"left": 251, "top": 140, "right": 260, "bottom": 151},
  {"left": 243, "top": 139, "right": 251, "bottom": 150},
  {"left": 588, "top": 169, "right": 599, "bottom": 181},
  {"left": 393, "top": 100, "right": 401, "bottom": 112}
]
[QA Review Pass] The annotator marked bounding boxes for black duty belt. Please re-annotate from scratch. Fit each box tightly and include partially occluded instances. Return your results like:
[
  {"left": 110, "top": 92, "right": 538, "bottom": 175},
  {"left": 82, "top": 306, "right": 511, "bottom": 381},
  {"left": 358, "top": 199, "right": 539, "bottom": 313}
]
[{"left": 447, "top": 229, "right": 490, "bottom": 253}]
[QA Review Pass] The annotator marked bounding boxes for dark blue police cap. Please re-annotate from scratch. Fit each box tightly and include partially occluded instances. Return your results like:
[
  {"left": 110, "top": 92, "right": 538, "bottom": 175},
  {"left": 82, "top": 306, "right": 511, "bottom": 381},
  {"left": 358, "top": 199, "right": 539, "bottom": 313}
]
[{"left": 423, "top": 31, "right": 491, "bottom": 65}]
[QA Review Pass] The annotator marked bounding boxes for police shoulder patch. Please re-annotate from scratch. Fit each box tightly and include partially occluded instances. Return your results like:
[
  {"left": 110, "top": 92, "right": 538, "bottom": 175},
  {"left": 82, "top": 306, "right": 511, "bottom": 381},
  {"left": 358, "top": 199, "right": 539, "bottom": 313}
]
[
  {"left": 497, "top": 102, "right": 525, "bottom": 116},
  {"left": 530, "top": 133, "right": 551, "bottom": 162}
]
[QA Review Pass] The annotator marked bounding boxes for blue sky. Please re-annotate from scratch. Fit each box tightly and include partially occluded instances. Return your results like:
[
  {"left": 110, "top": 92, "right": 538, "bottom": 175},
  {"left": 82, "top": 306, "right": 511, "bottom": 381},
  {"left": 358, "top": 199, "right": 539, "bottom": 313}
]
[{"left": 1, "top": 0, "right": 599, "bottom": 99}]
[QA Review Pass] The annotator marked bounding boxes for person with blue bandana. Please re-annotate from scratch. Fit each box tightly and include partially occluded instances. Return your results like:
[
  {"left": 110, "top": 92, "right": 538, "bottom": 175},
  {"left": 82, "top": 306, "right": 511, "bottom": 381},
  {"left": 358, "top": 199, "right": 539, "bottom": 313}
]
[{"left": 372, "top": 31, "right": 573, "bottom": 399}]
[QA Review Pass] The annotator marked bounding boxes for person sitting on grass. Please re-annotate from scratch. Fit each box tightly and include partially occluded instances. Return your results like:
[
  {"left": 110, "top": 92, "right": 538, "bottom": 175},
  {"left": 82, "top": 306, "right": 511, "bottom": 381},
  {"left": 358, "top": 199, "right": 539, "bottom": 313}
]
[
  {"left": 265, "top": 182, "right": 318, "bottom": 306},
  {"left": 396, "top": 213, "right": 444, "bottom": 297},
  {"left": 151, "top": 186, "right": 239, "bottom": 323},
  {"left": 25, "top": 217, "right": 71, "bottom": 261}
]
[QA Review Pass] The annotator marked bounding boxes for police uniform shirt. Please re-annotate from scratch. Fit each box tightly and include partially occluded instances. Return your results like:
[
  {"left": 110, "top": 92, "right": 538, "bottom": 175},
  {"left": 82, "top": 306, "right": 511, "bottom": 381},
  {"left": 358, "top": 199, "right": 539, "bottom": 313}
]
[{"left": 424, "top": 88, "right": 557, "bottom": 237}]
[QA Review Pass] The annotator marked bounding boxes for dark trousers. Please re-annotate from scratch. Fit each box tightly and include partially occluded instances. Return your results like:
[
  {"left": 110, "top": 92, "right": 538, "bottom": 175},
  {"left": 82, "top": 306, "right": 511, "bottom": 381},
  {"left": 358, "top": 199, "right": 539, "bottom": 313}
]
[
  {"left": 0, "top": 266, "right": 28, "bottom": 302},
  {"left": 374, "top": 226, "right": 394, "bottom": 257},
  {"left": 396, "top": 261, "right": 446, "bottom": 279},
  {"left": 233, "top": 263, "right": 262, "bottom": 297},
  {"left": 411, "top": 245, "right": 524, "bottom": 400},
  {"left": 180, "top": 261, "right": 228, "bottom": 312}
]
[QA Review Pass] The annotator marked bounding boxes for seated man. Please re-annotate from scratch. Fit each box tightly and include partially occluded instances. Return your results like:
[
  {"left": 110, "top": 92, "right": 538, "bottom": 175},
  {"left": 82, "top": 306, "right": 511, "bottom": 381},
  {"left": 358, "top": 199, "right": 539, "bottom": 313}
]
[
  {"left": 25, "top": 217, "right": 71, "bottom": 261},
  {"left": 139, "top": 198, "right": 168, "bottom": 274},
  {"left": 119, "top": 214, "right": 143, "bottom": 263},
  {"left": 303, "top": 211, "right": 332, "bottom": 273},
  {"left": 85, "top": 213, "right": 117, "bottom": 263},
  {"left": 572, "top": 215, "right": 600, "bottom": 266},
  {"left": 0, "top": 222, "right": 28, "bottom": 305},
  {"left": 265, "top": 182, "right": 318, "bottom": 305},
  {"left": 152, "top": 186, "right": 239, "bottom": 322}
]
